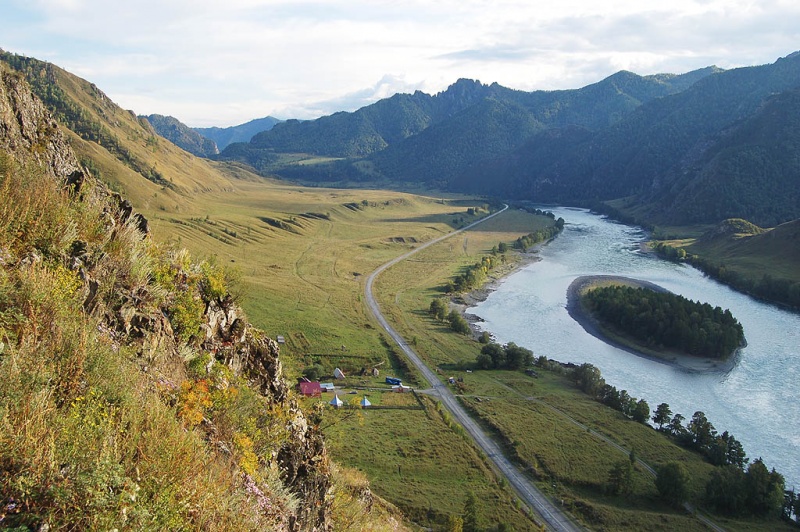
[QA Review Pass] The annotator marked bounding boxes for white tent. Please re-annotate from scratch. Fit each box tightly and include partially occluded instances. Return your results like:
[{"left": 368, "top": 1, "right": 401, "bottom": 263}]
[
  {"left": 329, "top": 395, "right": 343, "bottom": 408},
  {"left": 360, "top": 396, "right": 371, "bottom": 408}
]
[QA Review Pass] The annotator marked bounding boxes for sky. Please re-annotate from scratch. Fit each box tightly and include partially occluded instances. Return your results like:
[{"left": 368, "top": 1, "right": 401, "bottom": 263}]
[{"left": 2, "top": 0, "right": 799, "bottom": 127}]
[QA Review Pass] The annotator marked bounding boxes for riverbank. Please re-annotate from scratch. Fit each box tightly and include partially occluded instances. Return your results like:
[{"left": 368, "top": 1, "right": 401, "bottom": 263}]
[
  {"left": 456, "top": 248, "right": 543, "bottom": 331},
  {"left": 566, "top": 275, "right": 738, "bottom": 373}
]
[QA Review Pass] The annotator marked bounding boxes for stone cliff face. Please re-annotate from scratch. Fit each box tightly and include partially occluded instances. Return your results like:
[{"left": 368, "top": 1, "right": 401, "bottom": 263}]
[
  {"left": 0, "top": 63, "right": 81, "bottom": 179},
  {"left": 0, "top": 58, "right": 332, "bottom": 531}
]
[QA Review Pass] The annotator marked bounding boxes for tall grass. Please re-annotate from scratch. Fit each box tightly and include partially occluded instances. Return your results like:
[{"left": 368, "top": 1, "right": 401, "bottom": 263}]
[{"left": 0, "top": 156, "right": 357, "bottom": 529}]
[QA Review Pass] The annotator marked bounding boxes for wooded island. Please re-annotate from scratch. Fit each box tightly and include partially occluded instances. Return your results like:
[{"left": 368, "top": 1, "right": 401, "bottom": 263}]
[{"left": 581, "top": 284, "right": 745, "bottom": 359}]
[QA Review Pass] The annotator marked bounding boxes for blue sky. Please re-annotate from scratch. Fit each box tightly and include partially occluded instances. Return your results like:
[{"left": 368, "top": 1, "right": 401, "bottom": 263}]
[{"left": 2, "top": 0, "right": 799, "bottom": 127}]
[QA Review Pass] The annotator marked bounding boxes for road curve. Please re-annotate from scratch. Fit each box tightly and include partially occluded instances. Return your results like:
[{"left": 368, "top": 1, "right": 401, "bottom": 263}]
[{"left": 364, "top": 206, "right": 582, "bottom": 532}]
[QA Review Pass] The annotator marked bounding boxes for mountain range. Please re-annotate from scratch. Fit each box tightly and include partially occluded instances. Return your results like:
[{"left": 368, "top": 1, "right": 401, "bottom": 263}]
[
  {"left": 194, "top": 116, "right": 281, "bottom": 150},
  {"left": 219, "top": 52, "right": 800, "bottom": 228}
]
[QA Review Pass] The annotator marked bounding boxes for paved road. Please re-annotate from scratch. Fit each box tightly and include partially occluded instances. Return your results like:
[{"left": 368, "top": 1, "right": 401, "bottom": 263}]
[{"left": 364, "top": 206, "right": 582, "bottom": 532}]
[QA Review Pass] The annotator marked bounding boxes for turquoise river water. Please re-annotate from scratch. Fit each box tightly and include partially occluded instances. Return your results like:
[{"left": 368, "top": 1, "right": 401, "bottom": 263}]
[{"left": 468, "top": 207, "right": 800, "bottom": 489}]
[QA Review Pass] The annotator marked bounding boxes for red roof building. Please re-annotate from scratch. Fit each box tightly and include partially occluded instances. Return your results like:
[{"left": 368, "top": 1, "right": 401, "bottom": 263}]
[{"left": 298, "top": 381, "right": 322, "bottom": 397}]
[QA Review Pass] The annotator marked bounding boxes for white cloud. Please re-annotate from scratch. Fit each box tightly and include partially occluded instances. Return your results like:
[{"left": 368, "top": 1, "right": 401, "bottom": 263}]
[{"left": 2, "top": 0, "right": 799, "bottom": 126}]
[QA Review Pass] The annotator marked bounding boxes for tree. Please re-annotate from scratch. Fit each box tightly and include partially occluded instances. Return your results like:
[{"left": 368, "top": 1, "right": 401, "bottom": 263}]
[
  {"left": 447, "top": 515, "right": 463, "bottom": 532},
  {"left": 656, "top": 462, "right": 690, "bottom": 505},
  {"left": 480, "top": 342, "right": 505, "bottom": 369},
  {"left": 618, "top": 390, "right": 634, "bottom": 416},
  {"left": 448, "top": 309, "right": 471, "bottom": 335},
  {"left": 475, "top": 352, "right": 493, "bottom": 370},
  {"left": 632, "top": 399, "right": 650, "bottom": 423},
  {"left": 608, "top": 460, "right": 633, "bottom": 495},
  {"left": 688, "top": 411, "right": 717, "bottom": 451},
  {"left": 706, "top": 465, "right": 746, "bottom": 515},
  {"left": 745, "top": 458, "right": 785, "bottom": 516},
  {"left": 668, "top": 413, "right": 691, "bottom": 444},
  {"left": 652, "top": 403, "right": 672, "bottom": 430},
  {"left": 429, "top": 298, "right": 447, "bottom": 320},
  {"left": 723, "top": 432, "right": 748, "bottom": 469},
  {"left": 504, "top": 342, "right": 533, "bottom": 370},
  {"left": 573, "top": 363, "right": 604, "bottom": 396},
  {"left": 302, "top": 364, "right": 324, "bottom": 381},
  {"left": 463, "top": 491, "right": 479, "bottom": 532},
  {"left": 478, "top": 330, "right": 491, "bottom": 344}
]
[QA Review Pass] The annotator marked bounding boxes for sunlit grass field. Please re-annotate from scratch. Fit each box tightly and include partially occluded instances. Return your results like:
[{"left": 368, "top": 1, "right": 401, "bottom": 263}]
[{"left": 141, "top": 176, "right": 793, "bottom": 531}]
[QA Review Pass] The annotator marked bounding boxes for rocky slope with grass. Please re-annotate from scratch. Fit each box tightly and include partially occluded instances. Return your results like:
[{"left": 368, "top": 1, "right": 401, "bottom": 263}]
[{"left": 0, "top": 59, "right": 397, "bottom": 531}]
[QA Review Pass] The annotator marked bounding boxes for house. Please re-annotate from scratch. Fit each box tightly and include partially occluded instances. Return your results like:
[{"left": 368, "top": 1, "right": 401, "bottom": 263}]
[
  {"left": 320, "top": 382, "right": 335, "bottom": 392},
  {"left": 329, "top": 395, "right": 343, "bottom": 408},
  {"left": 333, "top": 368, "right": 346, "bottom": 380},
  {"left": 298, "top": 381, "right": 322, "bottom": 397}
]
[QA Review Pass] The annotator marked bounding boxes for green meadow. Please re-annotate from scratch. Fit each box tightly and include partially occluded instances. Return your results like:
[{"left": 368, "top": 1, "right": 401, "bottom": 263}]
[{"left": 142, "top": 179, "right": 792, "bottom": 531}]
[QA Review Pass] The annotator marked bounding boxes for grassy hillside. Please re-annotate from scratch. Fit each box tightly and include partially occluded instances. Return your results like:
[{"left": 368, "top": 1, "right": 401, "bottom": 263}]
[
  {"left": 0, "top": 51, "right": 258, "bottom": 215},
  {"left": 648, "top": 217, "right": 800, "bottom": 310},
  {"left": 0, "top": 57, "right": 407, "bottom": 531},
  {"left": 0, "top": 154, "right": 333, "bottom": 529}
]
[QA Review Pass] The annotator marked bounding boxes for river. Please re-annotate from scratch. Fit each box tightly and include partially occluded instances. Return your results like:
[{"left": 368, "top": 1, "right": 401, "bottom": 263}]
[{"left": 468, "top": 207, "right": 800, "bottom": 490}]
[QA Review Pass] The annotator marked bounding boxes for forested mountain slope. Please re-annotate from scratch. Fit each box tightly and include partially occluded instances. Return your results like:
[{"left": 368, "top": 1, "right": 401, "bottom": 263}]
[
  {"left": 223, "top": 52, "right": 800, "bottom": 227},
  {"left": 221, "top": 70, "right": 706, "bottom": 166},
  {"left": 194, "top": 115, "right": 281, "bottom": 150},
  {"left": 143, "top": 113, "right": 219, "bottom": 157},
  {"left": 457, "top": 52, "right": 800, "bottom": 226}
]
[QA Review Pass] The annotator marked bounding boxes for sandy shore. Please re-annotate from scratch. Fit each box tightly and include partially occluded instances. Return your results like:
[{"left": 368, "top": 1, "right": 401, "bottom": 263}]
[{"left": 566, "top": 275, "right": 738, "bottom": 373}]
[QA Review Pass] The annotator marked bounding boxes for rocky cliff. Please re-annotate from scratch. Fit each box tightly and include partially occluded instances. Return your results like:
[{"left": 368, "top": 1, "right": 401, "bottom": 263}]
[
  {"left": 0, "top": 63, "right": 80, "bottom": 179},
  {"left": 0, "top": 59, "right": 332, "bottom": 530}
]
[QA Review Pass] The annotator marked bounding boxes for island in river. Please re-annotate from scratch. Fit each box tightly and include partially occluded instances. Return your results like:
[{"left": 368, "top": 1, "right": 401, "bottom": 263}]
[{"left": 566, "top": 275, "right": 742, "bottom": 373}]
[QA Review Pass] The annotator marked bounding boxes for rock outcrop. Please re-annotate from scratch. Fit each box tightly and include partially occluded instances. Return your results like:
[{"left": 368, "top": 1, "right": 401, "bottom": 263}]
[
  {"left": 0, "top": 54, "right": 332, "bottom": 531},
  {"left": 0, "top": 62, "right": 81, "bottom": 179}
]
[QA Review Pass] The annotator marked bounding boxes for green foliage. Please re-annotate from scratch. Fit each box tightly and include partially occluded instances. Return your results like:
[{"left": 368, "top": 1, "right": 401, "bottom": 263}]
[
  {"left": 448, "top": 309, "right": 471, "bottom": 335},
  {"left": 429, "top": 298, "right": 448, "bottom": 321},
  {"left": 447, "top": 255, "right": 499, "bottom": 293},
  {"left": 169, "top": 289, "right": 205, "bottom": 342},
  {"left": 0, "top": 153, "right": 314, "bottom": 529},
  {"left": 705, "top": 459, "right": 785, "bottom": 517},
  {"left": 608, "top": 460, "right": 634, "bottom": 496},
  {"left": 583, "top": 285, "right": 744, "bottom": 358},
  {"left": 655, "top": 239, "right": 800, "bottom": 310},
  {"left": 631, "top": 399, "right": 650, "bottom": 424},
  {"left": 462, "top": 491, "right": 479, "bottom": 532},
  {"left": 656, "top": 462, "right": 690, "bottom": 505},
  {"left": 302, "top": 364, "right": 324, "bottom": 381},
  {"left": 476, "top": 342, "right": 533, "bottom": 370},
  {"left": 199, "top": 259, "right": 229, "bottom": 302},
  {"left": 744, "top": 459, "right": 785, "bottom": 517},
  {"left": 652, "top": 403, "right": 672, "bottom": 430},
  {"left": 514, "top": 219, "right": 564, "bottom": 250}
]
